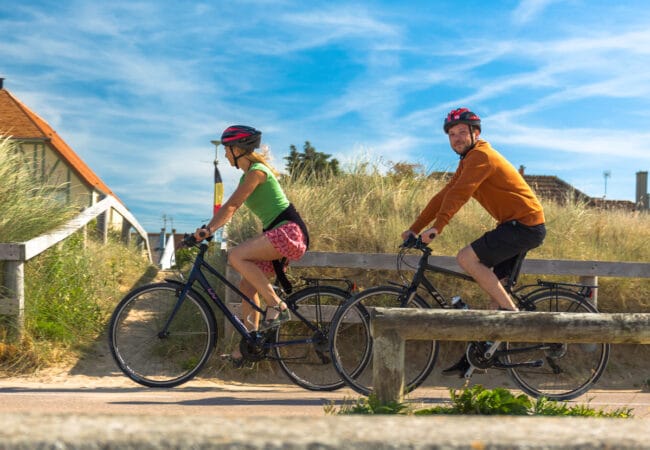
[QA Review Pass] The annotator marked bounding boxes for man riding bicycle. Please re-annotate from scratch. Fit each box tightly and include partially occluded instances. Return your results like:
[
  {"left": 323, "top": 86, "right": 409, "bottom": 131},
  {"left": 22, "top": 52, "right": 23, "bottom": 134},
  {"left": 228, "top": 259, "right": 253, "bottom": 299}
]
[{"left": 401, "top": 108, "right": 546, "bottom": 376}]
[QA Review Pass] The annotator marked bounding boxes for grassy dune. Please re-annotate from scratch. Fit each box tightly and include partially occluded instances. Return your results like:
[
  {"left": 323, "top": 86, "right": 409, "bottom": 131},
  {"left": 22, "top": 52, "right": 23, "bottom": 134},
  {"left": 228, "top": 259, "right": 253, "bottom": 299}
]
[{"left": 228, "top": 161, "right": 650, "bottom": 312}]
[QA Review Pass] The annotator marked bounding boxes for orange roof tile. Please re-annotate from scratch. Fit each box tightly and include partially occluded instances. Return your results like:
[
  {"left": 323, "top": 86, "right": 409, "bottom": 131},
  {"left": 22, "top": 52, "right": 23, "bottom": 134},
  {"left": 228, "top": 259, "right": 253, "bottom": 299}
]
[{"left": 0, "top": 87, "right": 118, "bottom": 201}]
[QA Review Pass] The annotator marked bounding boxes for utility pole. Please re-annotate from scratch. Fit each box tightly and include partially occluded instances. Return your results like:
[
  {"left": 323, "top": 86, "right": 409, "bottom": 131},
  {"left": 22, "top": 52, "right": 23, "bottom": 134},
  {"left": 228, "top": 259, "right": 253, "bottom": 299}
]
[{"left": 603, "top": 170, "right": 611, "bottom": 198}]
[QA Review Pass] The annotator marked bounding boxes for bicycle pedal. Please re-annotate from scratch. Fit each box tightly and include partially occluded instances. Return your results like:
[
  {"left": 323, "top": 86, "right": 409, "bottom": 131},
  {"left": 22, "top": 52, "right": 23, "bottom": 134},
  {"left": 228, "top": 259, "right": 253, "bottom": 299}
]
[{"left": 314, "top": 350, "right": 331, "bottom": 364}]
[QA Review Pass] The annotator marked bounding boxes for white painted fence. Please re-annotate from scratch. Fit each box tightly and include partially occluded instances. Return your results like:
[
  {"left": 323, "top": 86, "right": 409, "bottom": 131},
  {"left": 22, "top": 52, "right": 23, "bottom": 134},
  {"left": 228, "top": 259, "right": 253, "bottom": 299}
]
[{"left": 0, "top": 196, "right": 151, "bottom": 336}]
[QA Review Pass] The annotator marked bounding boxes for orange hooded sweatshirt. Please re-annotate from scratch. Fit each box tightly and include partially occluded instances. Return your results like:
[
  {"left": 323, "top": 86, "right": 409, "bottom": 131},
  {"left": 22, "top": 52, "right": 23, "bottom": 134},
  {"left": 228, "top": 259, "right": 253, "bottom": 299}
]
[{"left": 409, "top": 140, "right": 545, "bottom": 235}]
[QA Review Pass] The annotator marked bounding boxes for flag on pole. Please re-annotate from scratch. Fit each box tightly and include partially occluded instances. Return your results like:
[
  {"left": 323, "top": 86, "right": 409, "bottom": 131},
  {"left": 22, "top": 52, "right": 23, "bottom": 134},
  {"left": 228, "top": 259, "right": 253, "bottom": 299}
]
[{"left": 213, "top": 153, "right": 223, "bottom": 215}]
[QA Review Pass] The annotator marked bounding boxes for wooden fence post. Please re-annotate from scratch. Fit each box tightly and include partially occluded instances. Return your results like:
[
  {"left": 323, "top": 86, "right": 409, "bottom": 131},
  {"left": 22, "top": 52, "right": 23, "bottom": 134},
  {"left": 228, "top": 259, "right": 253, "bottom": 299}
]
[
  {"left": 223, "top": 264, "right": 240, "bottom": 343},
  {"left": 2, "top": 260, "right": 25, "bottom": 339},
  {"left": 579, "top": 275, "right": 598, "bottom": 306},
  {"left": 371, "top": 320, "right": 406, "bottom": 404},
  {"left": 121, "top": 222, "right": 131, "bottom": 246}
]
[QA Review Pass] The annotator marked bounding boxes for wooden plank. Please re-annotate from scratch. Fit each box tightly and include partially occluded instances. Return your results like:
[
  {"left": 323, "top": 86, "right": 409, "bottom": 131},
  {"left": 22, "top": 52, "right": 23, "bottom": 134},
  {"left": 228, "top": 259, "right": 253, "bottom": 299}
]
[
  {"left": 371, "top": 308, "right": 650, "bottom": 344},
  {"left": 371, "top": 307, "right": 650, "bottom": 403},
  {"left": 0, "top": 196, "right": 151, "bottom": 263},
  {"left": 523, "top": 259, "right": 650, "bottom": 278},
  {"left": 292, "top": 251, "right": 650, "bottom": 278},
  {"left": 22, "top": 196, "right": 114, "bottom": 260}
]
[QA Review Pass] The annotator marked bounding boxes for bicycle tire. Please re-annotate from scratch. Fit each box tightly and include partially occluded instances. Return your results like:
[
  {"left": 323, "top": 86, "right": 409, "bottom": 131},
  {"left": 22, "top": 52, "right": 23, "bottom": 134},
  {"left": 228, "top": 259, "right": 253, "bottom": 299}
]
[
  {"left": 273, "top": 285, "right": 352, "bottom": 391},
  {"left": 506, "top": 289, "right": 610, "bottom": 401},
  {"left": 108, "top": 282, "right": 217, "bottom": 388},
  {"left": 330, "top": 285, "right": 439, "bottom": 396}
]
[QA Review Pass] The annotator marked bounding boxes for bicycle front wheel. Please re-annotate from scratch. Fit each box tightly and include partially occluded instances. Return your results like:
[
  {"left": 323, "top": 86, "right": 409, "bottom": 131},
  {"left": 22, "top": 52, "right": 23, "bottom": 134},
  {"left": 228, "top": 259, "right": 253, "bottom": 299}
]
[
  {"left": 330, "top": 286, "right": 439, "bottom": 396},
  {"left": 108, "top": 282, "right": 217, "bottom": 388},
  {"left": 274, "top": 286, "right": 352, "bottom": 391},
  {"left": 506, "top": 289, "right": 610, "bottom": 401}
]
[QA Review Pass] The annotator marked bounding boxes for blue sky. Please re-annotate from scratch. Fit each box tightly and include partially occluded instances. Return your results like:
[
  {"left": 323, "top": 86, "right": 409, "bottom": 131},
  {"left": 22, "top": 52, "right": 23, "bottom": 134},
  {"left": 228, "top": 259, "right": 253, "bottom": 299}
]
[{"left": 2, "top": 0, "right": 650, "bottom": 233}]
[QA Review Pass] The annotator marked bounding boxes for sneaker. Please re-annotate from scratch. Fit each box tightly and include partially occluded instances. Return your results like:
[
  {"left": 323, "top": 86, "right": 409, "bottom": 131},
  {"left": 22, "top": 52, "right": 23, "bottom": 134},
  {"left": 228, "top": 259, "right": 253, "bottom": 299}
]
[
  {"left": 441, "top": 354, "right": 470, "bottom": 378},
  {"left": 259, "top": 306, "right": 291, "bottom": 331}
]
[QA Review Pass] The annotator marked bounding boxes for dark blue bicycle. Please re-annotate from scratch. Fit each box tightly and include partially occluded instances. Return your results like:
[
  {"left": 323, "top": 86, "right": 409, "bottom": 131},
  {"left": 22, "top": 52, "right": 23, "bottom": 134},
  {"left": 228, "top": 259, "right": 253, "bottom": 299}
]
[{"left": 108, "top": 234, "right": 355, "bottom": 391}]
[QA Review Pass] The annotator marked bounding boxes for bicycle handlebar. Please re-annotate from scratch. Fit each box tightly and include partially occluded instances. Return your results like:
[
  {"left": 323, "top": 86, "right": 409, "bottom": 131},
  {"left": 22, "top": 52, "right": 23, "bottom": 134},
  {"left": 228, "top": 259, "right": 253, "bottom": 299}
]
[
  {"left": 179, "top": 225, "right": 214, "bottom": 249},
  {"left": 400, "top": 234, "right": 432, "bottom": 251}
]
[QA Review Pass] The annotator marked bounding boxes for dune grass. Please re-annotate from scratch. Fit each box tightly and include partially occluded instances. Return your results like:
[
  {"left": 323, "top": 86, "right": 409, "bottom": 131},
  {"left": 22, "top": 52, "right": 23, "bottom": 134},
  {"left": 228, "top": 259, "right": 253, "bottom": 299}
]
[
  {"left": 0, "top": 138, "right": 152, "bottom": 373},
  {"left": 228, "top": 159, "right": 650, "bottom": 312},
  {"left": 0, "top": 137, "right": 79, "bottom": 242},
  {"left": 1, "top": 139, "right": 648, "bottom": 373}
]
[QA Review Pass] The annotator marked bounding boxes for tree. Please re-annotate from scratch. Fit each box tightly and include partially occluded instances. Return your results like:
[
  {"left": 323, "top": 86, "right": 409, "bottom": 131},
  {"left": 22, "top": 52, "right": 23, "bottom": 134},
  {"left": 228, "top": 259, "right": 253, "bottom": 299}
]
[
  {"left": 388, "top": 162, "right": 425, "bottom": 179},
  {"left": 284, "top": 141, "right": 340, "bottom": 179}
]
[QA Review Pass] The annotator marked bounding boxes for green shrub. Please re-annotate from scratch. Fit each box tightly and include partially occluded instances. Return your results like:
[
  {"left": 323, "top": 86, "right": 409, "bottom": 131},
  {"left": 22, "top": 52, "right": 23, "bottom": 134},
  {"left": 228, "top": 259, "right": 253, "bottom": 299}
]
[{"left": 328, "top": 385, "right": 633, "bottom": 418}]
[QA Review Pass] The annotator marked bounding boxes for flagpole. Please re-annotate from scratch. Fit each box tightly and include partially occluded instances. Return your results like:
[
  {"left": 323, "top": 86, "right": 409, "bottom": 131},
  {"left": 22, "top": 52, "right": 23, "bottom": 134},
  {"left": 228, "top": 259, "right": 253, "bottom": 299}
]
[
  {"left": 211, "top": 140, "right": 225, "bottom": 248},
  {"left": 210, "top": 140, "right": 223, "bottom": 215}
]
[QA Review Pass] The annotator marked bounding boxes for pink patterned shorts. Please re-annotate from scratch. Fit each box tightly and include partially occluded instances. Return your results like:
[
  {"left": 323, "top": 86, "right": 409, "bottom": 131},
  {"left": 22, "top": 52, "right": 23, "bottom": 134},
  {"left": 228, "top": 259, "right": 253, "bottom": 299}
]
[{"left": 255, "top": 222, "right": 307, "bottom": 275}]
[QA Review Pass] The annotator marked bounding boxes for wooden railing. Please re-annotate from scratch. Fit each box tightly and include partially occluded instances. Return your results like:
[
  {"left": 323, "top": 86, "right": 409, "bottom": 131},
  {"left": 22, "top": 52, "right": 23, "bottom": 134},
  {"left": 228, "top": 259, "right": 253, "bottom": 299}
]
[
  {"left": 0, "top": 196, "right": 151, "bottom": 336},
  {"left": 370, "top": 308, "right": 650, "bottom": 403},
  {"left": 222, "top": 251, "right": 650, "bottom": 338}
]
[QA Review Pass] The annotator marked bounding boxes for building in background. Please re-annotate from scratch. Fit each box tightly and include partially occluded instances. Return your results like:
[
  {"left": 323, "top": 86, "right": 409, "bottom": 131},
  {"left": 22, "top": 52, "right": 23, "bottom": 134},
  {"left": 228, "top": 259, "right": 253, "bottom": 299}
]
[{"left": 0, "top": 78, "right": 125, "bottom": 229}]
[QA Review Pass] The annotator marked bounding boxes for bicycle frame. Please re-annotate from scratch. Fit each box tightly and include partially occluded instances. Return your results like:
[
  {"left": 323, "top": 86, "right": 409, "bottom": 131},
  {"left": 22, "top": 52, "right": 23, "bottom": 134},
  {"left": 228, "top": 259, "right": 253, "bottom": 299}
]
[
  {"left": 164, "top": 242, "right": 345, "bottom": 351},
  {"left": 162, "top": 243, "right": 259, "bottom": 339},
  {"left": 399, "top": 241, "right": 596, "bottom": 312},
  {"left": 394, "top": 245, "right": 474, "bottom": 309}
]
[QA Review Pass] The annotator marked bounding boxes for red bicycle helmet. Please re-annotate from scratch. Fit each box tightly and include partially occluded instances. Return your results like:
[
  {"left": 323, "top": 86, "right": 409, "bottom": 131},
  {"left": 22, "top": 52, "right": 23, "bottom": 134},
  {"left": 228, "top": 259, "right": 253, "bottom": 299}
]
[
  {"left": 219, "top": 125, "right": 261, "bottom": 152},
  {"left": 443, "top": 108, "right": 481, "bottom": 134}
]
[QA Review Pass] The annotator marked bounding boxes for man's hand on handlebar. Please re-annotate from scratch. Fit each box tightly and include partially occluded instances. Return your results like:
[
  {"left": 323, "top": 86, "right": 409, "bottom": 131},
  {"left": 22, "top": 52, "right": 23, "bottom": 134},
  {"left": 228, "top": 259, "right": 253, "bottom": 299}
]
[
  {"left": 400, "top": 228, "right": 438, "bottom": 250},
  {"left": 400, "top": 230, "right": 416, "bottom": 242},
  {"left": 420, "top": 227, "right": 438, "bottom": 244}
]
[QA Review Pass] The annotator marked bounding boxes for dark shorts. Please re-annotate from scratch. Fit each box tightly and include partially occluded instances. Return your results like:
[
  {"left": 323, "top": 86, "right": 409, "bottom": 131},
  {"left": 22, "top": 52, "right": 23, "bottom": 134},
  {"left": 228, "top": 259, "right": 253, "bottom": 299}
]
[{"left": 471, "top": 221, "right": 546, "bottom": 280}]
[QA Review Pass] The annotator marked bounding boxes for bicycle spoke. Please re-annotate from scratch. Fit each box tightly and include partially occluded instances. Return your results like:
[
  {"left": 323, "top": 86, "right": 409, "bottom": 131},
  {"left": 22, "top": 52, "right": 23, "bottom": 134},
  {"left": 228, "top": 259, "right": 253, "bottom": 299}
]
[
  {"left": 109, "top": 283, "right": 215, "bottom": 388},
  {"left": 274, "top": 286, "right": 351, "bottom": 391},
  {"left": 330, "top": 286, "right": 438, "bottom": 396},
  {"left": 506, "top": 290, "right": 609, "bottom": 400}
]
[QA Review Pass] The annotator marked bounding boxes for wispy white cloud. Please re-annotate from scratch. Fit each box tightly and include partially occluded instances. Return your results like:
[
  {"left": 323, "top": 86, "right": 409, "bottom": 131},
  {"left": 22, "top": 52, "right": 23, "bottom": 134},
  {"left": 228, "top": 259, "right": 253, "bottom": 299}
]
[
  {"left": 511, "top": 0, "right": 563, "bottom": 25},
  {"left": 3, "top": 0, "right": 650, "bottom": 231},
  {"left": 491, "top": 123, "right": 649, "bottom": 159}
]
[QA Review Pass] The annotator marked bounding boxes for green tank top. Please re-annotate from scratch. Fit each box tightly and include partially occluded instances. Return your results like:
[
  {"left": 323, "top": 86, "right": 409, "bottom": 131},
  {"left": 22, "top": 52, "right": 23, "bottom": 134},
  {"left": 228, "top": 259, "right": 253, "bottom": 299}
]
[{"left": 241, "top": 162, "right": 290, "bottom": 229}]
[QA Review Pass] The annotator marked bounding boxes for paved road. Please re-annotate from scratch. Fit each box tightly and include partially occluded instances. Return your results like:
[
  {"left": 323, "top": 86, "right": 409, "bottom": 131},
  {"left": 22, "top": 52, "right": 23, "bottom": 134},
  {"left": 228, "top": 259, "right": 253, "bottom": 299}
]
[{"left": 1, "top": 375, "right": 649, "bottom": 418}]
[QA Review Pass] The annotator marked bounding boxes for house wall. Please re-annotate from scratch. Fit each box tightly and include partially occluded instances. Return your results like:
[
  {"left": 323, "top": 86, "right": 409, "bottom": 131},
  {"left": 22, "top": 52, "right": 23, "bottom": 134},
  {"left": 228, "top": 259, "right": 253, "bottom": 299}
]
[{"left": 13, "top": 140, "right": 124, "bottom": 230}]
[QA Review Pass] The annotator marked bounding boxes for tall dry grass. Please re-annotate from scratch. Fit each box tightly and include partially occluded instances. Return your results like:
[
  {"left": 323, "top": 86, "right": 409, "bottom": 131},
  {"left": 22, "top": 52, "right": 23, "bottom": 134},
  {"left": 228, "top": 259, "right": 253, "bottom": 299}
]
[
  {"left": 227, "top": 159, "right": 650, "bottom": 312},
  {"left": 0, "top": 137, "right": 78, "bottom": 242},
  {"left": 0, "top": 137, "right": 152, "bottom": 372}
]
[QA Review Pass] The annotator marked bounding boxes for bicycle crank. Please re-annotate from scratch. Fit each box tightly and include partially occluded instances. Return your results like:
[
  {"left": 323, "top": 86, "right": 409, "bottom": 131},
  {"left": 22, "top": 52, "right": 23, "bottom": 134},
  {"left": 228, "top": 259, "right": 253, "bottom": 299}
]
[
  {"left": 466, "top": 342, "right": 498, "bottom": 369},
  {"left": 239, "top": 334, "right": 270, "bottom": 362}
]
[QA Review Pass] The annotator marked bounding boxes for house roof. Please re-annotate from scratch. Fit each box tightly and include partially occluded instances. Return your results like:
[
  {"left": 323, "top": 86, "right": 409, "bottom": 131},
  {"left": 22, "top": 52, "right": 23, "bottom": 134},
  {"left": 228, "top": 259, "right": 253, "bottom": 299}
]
[
  {"left": 0, "top": 84, "right": 118, "bottom": 200},
  {"left": 430, "top": 170, "right": 636, "bottom": 210}
]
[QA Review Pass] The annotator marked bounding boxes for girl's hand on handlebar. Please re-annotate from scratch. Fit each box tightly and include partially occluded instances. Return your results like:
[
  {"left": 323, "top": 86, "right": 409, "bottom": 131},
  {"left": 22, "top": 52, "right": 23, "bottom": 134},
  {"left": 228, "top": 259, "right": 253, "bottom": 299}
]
[{"left": 193, "top": 225, "right": 211, "bottom": 242}]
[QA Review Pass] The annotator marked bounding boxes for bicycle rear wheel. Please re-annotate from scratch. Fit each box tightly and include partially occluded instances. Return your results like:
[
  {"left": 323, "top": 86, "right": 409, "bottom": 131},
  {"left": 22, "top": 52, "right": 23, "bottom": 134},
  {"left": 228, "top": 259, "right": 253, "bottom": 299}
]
[
  {"left": 108, "top": 282, "right": 216, "bottom": 388},
  {"left": 330, "top": 286, "right": 439, "bottom": 396},
  {"left": 273, "top": 286, "right": 352, "bottom": 391},
  {"left": 506, "top": 289, "right": 610, "bottom": 401}
]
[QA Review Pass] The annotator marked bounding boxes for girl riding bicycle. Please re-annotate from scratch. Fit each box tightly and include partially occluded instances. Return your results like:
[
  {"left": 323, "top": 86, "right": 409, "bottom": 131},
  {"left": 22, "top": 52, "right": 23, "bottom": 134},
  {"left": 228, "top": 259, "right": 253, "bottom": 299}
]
[{"left": 195, "top": 125, "right": 309, "bottom": 364}]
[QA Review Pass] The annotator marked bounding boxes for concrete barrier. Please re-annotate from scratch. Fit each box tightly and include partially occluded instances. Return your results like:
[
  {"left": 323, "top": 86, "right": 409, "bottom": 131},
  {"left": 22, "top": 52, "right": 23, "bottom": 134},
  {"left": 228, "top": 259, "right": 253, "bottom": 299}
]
[{"left": 0, "top": 412, "right": 648, "bottom": 449}]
